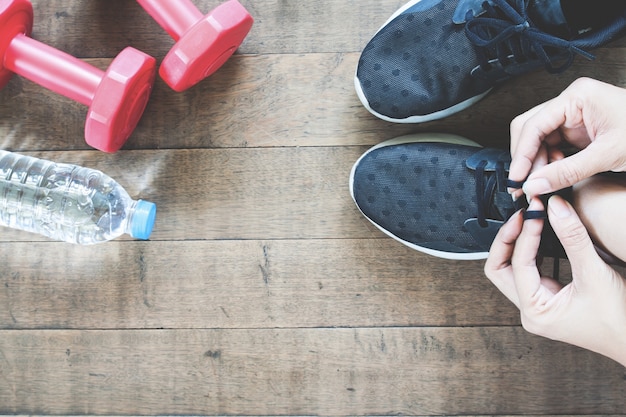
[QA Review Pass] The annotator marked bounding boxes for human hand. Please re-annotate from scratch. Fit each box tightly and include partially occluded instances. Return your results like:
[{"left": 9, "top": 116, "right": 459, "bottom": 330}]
[
  {"left": 508, "top": 77, "right": 626, "bottom": 201},
  {"left": 484, "top": 196, "right": 626, "bottom": 367}
]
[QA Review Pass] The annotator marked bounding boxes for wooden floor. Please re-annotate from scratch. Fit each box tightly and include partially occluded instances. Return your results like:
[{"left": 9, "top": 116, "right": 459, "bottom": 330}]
[{"left": 0, "top": 0, "right": 625, "bottom": 415}]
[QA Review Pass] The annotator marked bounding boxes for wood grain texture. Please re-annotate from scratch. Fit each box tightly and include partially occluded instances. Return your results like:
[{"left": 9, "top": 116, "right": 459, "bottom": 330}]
[
  {"left": 0, "top": 328, "right": 624, "bottom": 415},
  {"left": 0, "top": 0, "right": 624, "bottom": 415},
  {"left": 1, "top": 49, "right": 625, "bottom": 152},
  {"left": 0, "top": 239, "right": 523, "bottom": 329}
]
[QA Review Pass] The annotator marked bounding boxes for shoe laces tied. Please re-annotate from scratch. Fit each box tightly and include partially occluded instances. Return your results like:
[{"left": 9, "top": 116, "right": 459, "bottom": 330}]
[{"left": 464, "top": 0, "right": 595, "bottom": 74}]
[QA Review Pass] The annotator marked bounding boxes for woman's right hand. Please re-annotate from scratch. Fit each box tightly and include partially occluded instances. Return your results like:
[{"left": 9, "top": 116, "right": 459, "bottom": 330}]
[{"left": 508, "top": 77, "right": 626, "bottom": 200}]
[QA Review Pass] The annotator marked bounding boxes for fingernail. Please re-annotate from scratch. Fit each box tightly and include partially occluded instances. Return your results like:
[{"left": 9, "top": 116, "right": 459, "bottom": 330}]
[
  {"left": 505, "top": 208, "right": 522, "bottom": 223},
  {"left": 522, "top": 178, "right": 551, "bottom": 199},
  {"left": 527, "top": 197, "right": 544, "bottom": 212},
  {"left": 507, "top": 188, "right": 524, "bottom": 202},
  {"left": 548, "top": 196, "right": 571, "bottom": 218}
]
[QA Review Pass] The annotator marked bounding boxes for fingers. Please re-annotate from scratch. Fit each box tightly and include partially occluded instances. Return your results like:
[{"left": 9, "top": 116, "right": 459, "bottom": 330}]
[
  {"left": 508, "top": 96, "right": 569, "bottom": 186},
  {"left": 509, "top": 101, "right": 546, "bottom": 157},
  {"left": 546, "top": 195, "right": 606, "bottom": 287},
  {"left": 508, "top": 96, "right": 570, "bottom": 201},
  {"left": 487, "top": 197, "right": 609, "bottom": 306},
  {"left": 485, "top": 200, "right": 581, "bottom": 318},
  {"left": 509, "top": 78, "right": 626, "bottom": 199},
  {"left": 484, "top": 210, "right": 524, "bottom": 308},
  {"left": 510, "top": 199, "right": 546, "bottom": 309},
  {"left": 509, "top": 100, "right": 563, "bottom": 159},
  {"left": 521, "top": 146, "right": 605, "bottom": 198}
]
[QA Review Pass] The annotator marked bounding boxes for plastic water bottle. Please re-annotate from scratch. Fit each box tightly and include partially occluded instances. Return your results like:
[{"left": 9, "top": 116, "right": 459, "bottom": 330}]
[{"left": 0, "top": 150, "right": 156, "bottom": 244}]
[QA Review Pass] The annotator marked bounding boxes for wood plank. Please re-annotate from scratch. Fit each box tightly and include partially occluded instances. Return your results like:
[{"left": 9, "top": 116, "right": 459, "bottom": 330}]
[
  {"left": 0, "top": 328, "right": 623, "bottom": 415},
  {"left": 26, "top": 0, "right": 626, "bottom": 57},
  {"left": 0, "top": 239, "right": 523, "bottom": 329},
  {"left": 2, "top": 2, "right": 626, "bottom": 417},
  {"left": 26, "top": 0, "right": 412, "bottom": 56},
  {"left": 1, "top": 49, "right": 625, "bottom": 152},
  {"left": 0, "top": 147, "right": 372, "bottom": 242},
  {"left": 0, "top": 148, "right": 605, "bottom": 246}
]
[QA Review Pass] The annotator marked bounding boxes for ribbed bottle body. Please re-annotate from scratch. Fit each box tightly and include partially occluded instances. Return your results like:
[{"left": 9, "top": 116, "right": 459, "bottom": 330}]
[{"left": 0, "top": 151, "right": 136, "bottom": 244}]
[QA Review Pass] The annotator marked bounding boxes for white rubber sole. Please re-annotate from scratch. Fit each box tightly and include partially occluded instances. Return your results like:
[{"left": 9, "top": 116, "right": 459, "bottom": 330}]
[
  {"left": 349, "top": 133, "right": 491, "bottom": 260},
  {"left": 354, "top": 78, "right": 491, "bottom": 123}
]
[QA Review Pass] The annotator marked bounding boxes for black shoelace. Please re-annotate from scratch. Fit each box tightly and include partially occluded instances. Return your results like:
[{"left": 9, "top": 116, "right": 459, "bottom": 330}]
[
  {"left": 474, "top": 159, "right": 514, "bottom": 228},
  {"left": 464, "top": 0, "right": 594, "bottom": 75},
  {"left": 474, "top": 158, "right": 563, "bottom": 278}
]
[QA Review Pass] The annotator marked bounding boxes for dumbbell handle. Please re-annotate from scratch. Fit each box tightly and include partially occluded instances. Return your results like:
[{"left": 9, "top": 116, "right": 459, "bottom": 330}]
[
  {"left": 137, "top": 0, "right": 204, "bottom": 41},
  {"left": 5, "top": 34, "right": 102, "bottom": 106}
]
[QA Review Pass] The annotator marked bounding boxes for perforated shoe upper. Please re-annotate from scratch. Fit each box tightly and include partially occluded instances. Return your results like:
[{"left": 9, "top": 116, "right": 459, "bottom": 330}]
[
  {"left": 350, "top": 135, "right": 566, "bottom": 260},
  {"left": 355, "top": 0, "right": 626, "bottom": 123}
]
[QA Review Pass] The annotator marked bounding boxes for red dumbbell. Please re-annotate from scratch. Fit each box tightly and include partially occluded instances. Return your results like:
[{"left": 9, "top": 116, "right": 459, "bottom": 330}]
[
  {"left": 0, "top": 0, "right": 156, "bottom": 153},
  {"left": 136, "top": 0, "right": 253, "bottom": 92}
]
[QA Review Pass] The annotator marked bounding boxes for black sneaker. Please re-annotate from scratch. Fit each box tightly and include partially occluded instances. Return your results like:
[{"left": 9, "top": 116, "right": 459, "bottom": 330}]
[
  {"left": 355, "top": 0, "right": 626, "bottom": 123},
  {"left": 349, "top": 133, "right": 564, "bottom": 259}
]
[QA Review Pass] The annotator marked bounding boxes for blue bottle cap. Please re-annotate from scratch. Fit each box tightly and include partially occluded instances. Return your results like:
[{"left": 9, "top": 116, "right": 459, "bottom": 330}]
[{"left": 130, "top": 200, "right": 157, "bottom": 240}]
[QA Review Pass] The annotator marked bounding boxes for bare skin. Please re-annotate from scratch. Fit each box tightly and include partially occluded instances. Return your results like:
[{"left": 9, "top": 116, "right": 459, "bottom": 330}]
[
  {"left": 573, "top": 175, "right": 626, "bottom": 263},
  {"left": 485, "top": 77, "right": 626, "bottom": 367}
]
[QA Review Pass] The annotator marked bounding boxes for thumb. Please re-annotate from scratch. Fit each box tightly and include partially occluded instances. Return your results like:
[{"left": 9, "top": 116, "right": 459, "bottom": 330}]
[
  {"left": 547, "top": 196, "right": 605, "bottom": 285},
  {"left": 522, "top": 144, "right": 608, "bottom": 198}
]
